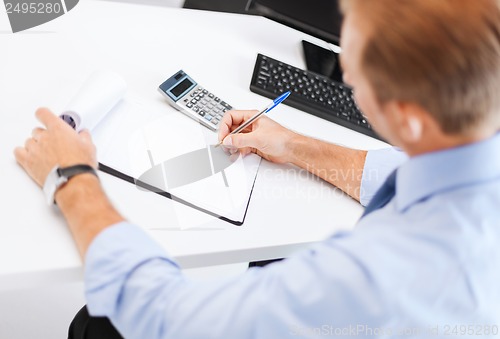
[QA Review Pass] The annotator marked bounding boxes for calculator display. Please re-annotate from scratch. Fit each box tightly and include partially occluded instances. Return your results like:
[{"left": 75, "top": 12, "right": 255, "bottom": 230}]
[{"left": 171, "top": 78, "right": 194, "bottom": 97}]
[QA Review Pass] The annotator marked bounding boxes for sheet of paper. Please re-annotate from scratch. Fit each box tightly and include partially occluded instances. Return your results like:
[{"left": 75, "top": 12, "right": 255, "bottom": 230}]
[{"left": 91, "top": 95, "right": 261, "bottom": 228}]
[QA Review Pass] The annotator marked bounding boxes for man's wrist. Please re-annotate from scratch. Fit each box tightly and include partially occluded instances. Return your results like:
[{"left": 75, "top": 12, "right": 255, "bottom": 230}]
[
  {"left": 54, "top": 173, "right": 100, "bottom": 207},
  {"left": 287, "top": 133, "right": 310, "bottom": 166},
  {"left": 43, "top": 164, "right": 98, "bottom": 205},
  {"left": 53, "top": 169, "right": 125, "bottom": 258}
]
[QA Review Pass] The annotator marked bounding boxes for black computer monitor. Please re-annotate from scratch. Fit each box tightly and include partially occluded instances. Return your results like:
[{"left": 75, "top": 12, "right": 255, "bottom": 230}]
[{"left": 246, "top": 0, "right": 344, "bottom": 83}]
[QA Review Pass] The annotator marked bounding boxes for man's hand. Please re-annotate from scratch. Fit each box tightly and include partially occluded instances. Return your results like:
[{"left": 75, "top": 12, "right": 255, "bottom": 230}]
[
  {"left": 218, "top": 110, "right": 298, "bottom": 164},
  {"left": 14, "top": 107, "right": 98, "bottom": 187},
  {"left": 219, "top": 109, "right": 367, "bottom": 202},
  {"left": 14, "top": 107, "right": 123, "bottom": 258}
]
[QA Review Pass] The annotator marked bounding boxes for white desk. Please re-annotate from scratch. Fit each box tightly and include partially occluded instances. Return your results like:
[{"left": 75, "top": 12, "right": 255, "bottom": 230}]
[{"left": 0, "top": 1, "right": 387, "bottom": 290}]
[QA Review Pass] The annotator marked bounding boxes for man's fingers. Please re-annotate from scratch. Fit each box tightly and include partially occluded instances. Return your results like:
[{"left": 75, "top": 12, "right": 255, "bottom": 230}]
[
  {"left": 79, "top": 129, "right": 93, "bottom": 144},
  {"left": 35, "top": 107, "right": 71, "bottom": 131},
  {"left": 219, "top": 110, "right": 259, "bottom": 141},
  {"left": 14, "top": 147, "right": 28, "bottom": 168},
  {"left": 239, "top": 148, "right": 254, "bottom": 157},
  {"left": 35, "top": 107, "right": 59, "bottom": 128},
  {"left": 223, "top": 132, "right": 261, "bottom": 150},
  {"left": 31, "top": 127, "right": 45, "bottom": 141},
  {"left": 24, "top": 137, "right": 36, "bottom": 152},
  {"left": 218, "top": 123, "right": 230, "bottom": 142}
]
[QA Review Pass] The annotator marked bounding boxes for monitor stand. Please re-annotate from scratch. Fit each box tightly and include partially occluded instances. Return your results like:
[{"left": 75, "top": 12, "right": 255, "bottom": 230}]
[{"left": 301, "top": 40, "right": 344, "bottom": 84}]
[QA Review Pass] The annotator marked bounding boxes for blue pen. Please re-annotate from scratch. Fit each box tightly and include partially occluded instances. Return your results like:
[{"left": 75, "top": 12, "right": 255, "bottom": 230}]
[{"left": 216, "top": 91, "right": 291, "bottom": 147}]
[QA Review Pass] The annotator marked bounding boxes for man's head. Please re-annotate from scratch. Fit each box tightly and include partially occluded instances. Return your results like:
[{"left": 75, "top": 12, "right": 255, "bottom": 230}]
[{"left": 339, "top": 0, "right": 500, "bottom": 154}]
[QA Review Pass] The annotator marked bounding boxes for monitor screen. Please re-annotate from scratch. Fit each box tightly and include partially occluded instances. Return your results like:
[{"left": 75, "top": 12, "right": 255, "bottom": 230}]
[{"left": 247, "top": 0, "right": 343, "bottom": 45}]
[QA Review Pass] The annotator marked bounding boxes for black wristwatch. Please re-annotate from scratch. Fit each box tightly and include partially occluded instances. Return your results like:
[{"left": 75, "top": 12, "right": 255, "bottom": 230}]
[{"left": 43, "top": 164, "right": 98, "bottom": 205}]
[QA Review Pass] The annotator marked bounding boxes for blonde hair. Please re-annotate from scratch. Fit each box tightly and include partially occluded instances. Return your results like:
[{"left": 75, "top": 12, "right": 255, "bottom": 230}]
[{"left": 340, "top": 0, "right": 500, "bottom": 134}]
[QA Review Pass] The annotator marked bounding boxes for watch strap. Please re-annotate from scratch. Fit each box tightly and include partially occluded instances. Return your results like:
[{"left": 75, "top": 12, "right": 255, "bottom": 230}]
[
  {"left": 57, "top": 164, "right": 98, "bottom": 180},
  {"left": 49, "top": 164, "right": 98, "bottom": 205}
]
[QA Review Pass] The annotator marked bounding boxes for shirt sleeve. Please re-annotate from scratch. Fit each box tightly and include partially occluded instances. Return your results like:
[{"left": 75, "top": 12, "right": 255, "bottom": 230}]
[
  {"left": 359, "top": 147, "right": 408, "bottom": 206},
  {"left": 84, "top": 222, "right": 394, "bottom": 339}
]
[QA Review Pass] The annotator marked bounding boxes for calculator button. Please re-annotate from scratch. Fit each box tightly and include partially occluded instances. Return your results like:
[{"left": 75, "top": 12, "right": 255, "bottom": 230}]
[
  {"left": 191, "top": 99, "right": 197, "bottom": 104},
  {"left": 199, "top": 93, "right": 205, "bottom": 98},
  {"left": 204, "top": 115, "right": 212, "bottom": 122},
  {"left": 199, "top": 110, "right": 206, "bottom": 116},
  {"left": 214, "top": 97, "right": 220, "bottom": 102},
  {"left": 207, "top": 104, "right": 215, "bottom": 110},
  {"left": 208, "top": 93, "right": 214, "bottom": 98},
  {"left": 186, "top": 103, "right": 193, "bottom": 108},
  {"left": 193, "top": 106, "right": 199, "bottom": 112},
  {"left": 195, "top": 96, "right": 201, "bottom": 101},
  {"left": 201, "top": 99, "right": 208, "bottom": 105},
  {"left": 203, "top": 89, "right": 208, "bottom": 94}
]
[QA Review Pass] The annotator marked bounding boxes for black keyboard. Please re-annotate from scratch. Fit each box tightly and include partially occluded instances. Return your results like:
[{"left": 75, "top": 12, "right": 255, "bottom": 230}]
[{"left": 250, "top": 54, "right": 382, "bottom": 141}]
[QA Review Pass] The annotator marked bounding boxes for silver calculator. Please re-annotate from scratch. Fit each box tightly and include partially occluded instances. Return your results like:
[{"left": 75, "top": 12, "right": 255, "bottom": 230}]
[{"left": 158, "top": 70, "right": 233, "bottom": 131}]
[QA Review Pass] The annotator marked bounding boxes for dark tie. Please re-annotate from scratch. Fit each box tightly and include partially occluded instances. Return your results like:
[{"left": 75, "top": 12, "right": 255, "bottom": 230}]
[{"left": 361, "top": 170, "right": 397, "bottom": 218}]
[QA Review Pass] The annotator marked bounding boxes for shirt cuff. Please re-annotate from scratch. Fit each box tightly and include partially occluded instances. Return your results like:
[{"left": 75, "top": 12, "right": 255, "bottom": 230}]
[
  {"left": 359, "top": 148, "right": 408, "bottom": 206},
  {"left": 84, "top": 222, "right": 179, "bottom": 316}
]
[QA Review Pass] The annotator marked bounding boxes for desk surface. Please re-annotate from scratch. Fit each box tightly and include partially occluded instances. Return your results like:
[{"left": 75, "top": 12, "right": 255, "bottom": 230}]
[{"left": 0, "top": 0, "right": 387, "bottom": 290}]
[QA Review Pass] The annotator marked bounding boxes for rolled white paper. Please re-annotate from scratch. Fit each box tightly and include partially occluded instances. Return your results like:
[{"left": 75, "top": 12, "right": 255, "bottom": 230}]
[{"left": 60, "top": 71, "right": 127, "bottom": 132}]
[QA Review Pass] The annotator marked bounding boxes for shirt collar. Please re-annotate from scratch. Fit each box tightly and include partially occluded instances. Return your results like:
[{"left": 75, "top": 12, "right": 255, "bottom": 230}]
[{"left": 395, "top": 133, "right": 500, "bottom": 212}]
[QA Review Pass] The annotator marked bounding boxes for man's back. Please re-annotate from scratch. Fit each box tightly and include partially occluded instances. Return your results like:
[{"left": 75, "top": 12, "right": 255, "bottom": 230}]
[{"left": 339, "top": 134, "right": 500, "bottom": 334}]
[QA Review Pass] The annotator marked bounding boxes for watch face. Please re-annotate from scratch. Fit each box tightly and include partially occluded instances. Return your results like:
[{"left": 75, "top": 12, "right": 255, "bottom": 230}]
[{"left": 43, "top": 166, "right": 67, "bottom": 205}]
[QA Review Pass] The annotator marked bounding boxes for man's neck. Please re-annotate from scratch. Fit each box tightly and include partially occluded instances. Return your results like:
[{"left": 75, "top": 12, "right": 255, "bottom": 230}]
[{"left": 405, "top": 128, "right": 497, "bottom": 157}]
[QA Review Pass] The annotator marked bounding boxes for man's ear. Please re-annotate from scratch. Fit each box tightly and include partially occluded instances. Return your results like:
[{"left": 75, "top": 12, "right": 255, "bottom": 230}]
[{"left": 388, "top": 101, "right": 425, "bottom": 144}]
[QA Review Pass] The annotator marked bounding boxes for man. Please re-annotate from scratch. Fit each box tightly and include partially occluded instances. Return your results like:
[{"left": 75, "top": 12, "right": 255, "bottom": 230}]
[{"left": 14, "top": 0, "right": 500, "bottom": 338}]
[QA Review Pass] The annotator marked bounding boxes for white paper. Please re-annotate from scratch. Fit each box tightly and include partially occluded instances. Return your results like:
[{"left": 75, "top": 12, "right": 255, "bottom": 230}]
[{"left": 60, "top": 71, "right": 127, "bottom": 132}]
